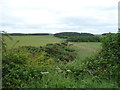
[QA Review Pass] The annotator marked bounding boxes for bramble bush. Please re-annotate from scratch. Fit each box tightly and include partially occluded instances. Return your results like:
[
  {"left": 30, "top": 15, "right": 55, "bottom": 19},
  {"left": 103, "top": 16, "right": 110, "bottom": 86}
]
[
  {"left": 2, "top": 41, "right": 77, "bottom": 88},
  {"left": 83, "top": 33, "right": 120, "bottom": 87},
  {"left": 43, "top": 41, "right": 76, "bottom": 62},
  {"left": 2, "top": 45, "right": 54, "bottom": 88},
  {"left": 2, "top": 50, "right": 43, "bottom": 88}
]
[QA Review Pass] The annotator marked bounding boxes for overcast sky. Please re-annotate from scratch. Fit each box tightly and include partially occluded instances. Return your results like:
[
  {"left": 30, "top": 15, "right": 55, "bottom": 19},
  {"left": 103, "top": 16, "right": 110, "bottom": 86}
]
[{"left": 0, "top": 0, "right": 119, "bottom": 34}]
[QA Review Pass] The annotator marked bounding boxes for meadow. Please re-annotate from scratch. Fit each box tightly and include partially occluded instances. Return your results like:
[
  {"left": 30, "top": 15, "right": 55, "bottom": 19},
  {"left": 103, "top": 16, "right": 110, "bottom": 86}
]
[
  {"left": 5, "top": 35, "right": 62, "bottom": 49},
  {"left": 5, "top": 35, "right": 101, "bottom": 59}
]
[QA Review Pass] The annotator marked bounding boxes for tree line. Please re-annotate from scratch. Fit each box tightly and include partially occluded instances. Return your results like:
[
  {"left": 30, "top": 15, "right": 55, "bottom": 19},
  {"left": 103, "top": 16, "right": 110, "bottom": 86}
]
[
  {"left": 5, "top": 33, "right": 52, "bottom": 36},
  {"left": 54, "top": 32, "right": 101, "bottom": 42}
]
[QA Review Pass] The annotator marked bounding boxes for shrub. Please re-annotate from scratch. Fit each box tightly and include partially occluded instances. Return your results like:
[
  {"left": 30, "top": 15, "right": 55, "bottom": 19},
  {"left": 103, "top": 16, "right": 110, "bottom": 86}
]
[
  {"left": 43, "top": 42, "right": 76, "bottom": 62},
  {"left": 2, "top": 42, "right": 76, "bottom": 88},
  {"left": 83, "top": 33, "right": 120, "bottom": 87},
  {"left": 2, "top": 46, "right": 53, "bottom": 88},
  {"left": 2, "top": 50, "right": 43, "bottom": 88}
]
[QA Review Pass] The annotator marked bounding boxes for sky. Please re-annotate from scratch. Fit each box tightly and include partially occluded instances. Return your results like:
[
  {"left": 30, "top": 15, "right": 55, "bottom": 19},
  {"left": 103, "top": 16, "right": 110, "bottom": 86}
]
[{"left": 0, "top": 0, "right": 119, "bottom": 34}]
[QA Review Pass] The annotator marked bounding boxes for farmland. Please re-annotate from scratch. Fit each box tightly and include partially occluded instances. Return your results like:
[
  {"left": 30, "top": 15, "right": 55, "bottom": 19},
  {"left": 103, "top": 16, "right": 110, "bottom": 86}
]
[
  {"left": 5, "top": 35, "right": 101, "bottom": 58},
  {"left": 5, "top": 35, "right": 63, "bottom": 48}
]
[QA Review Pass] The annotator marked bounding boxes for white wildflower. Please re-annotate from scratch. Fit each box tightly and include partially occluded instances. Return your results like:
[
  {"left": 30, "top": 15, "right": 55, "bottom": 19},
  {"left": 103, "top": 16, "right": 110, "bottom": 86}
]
[
  {"left": 66, "top": 70, "right": 71, "bottom": 73},
  {"left": 40, "top": 72, "right": 49, "bottom": 74}
]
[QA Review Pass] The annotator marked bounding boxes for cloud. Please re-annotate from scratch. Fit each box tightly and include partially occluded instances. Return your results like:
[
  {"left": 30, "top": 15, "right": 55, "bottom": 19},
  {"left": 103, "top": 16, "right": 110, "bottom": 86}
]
[{"left": 0, "top": 0, "right": 119, "bottom": 34}]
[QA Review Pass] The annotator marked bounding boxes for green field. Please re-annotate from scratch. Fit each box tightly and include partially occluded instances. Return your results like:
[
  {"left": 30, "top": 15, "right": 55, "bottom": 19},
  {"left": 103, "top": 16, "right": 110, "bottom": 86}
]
[
  {"left": 5, "top": 35, "right": 63, "bottom": 49},
  {"left": 71, "top": 42, "right": 101, "bottom": 59},
  {"left": 5, "top": 35, "right": 102, "bottom": 59}
]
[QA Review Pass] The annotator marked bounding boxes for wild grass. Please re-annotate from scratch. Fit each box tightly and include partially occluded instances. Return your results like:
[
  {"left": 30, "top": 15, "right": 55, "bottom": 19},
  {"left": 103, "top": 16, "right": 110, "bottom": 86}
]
[
  {"left": 5, "top": 35, "right": 63, "bottom": 49},
  {"left": 5, "top": 35, "right": 101, "bottom": 57},
  {"left": 5, "top": 35, "right": 102, "bottom": 67},
  {"left": 5, "top": 35, "right": 102, "bottom": 74}
]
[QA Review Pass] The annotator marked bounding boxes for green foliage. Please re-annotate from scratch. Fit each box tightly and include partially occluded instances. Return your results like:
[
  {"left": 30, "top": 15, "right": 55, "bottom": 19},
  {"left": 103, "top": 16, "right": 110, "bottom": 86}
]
[
  {"left": 54, "top": 32, "right": 100, "bottom": 42},
  {"left": 67, "top": 36, "right": 100, "bottom": 42},
  {"left": 0, "top": 31, "right": 13, "bottom": 52},
  {"left": 102, "top": 32, "right": 116, "bottom": 36},
  {"left": 54, "top": 32, "right": 81, "bottom": 38},
  {"left": 2, "top": 42, "right": 77, "bottom": 88},
  {"left": 2, "top": 50, "right": 43, "bottom": 88},
  {"left": 83, "top": 33, "right": 120, "bottom": 87},
  {"left": 2, "top": 46, "right": 54, "bottom": 88},
  {"left": 43, "top": 41, "right": 76, "bottom": 62},
  {"left": 101, "top": 34, "right": 120, "bottom": 59},
  {"left": 3, "top": 32, "right": 119, "bottom": 88},
  {"left": 40, "top": 68, "right": 118, "bottom": 88},
  {"left": 8, "top": 33, "right": 50, "bottom": 36},
  {"left": 18, "top": 46, "right": 42, "bottom": 55},
  {"left": 54, "top": 32, "right": 94, "bottom": 39}
]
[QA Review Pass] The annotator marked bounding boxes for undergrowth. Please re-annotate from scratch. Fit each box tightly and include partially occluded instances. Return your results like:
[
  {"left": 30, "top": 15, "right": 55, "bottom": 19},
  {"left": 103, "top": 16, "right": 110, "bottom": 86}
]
[{"left": 2, "top": 34, "right": 120, "bottom": 88}]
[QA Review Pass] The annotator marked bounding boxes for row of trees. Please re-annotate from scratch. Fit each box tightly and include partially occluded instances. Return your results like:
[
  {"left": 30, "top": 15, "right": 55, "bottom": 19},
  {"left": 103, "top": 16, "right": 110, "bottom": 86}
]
[
  {"left": 54, "top": 32, "right": 100, "bottom": 42},
  {"left": 54, "top": 32, "right": 94, "bottom": 39},
  {"left": 67, "top": 36, "right": 100, "bottom": 42},
  {"left": 5, "top": 33, "right": 52, "bottom": 36}
]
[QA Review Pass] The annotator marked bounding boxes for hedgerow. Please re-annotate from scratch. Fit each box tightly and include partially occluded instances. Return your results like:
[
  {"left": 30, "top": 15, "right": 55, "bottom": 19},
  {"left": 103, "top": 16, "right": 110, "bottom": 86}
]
[
  {"left": 43, "top": 41, "right": 76, "bottom": 62},
  {"left": 2, "top": 41, "right": 76, "bottom": 88},
  {"left": 67, "top": 36, "right": 100, "bottom": 42},
  {"left": 83, "top": 33, "right": 120, "bottom": 87},
  {"left": 2, "top": 50, "right": 43, "bottom": 88}
]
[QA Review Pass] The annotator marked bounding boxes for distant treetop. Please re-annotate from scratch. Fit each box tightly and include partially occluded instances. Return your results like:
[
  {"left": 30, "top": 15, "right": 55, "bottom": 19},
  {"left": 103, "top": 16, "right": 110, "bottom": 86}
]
[
  {"left": 102, "top": 32, "right": 116, "bottom": 36},
  {"left": 5, "top": 33, "right": 52, "bottom": 36},
  {"left": 54, "top": 32, "right": 94, "bottom": 38}
]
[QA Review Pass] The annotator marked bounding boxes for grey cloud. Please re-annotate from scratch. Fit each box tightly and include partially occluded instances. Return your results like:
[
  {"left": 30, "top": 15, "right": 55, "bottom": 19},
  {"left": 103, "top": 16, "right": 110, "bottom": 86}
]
[
  {"left": 61, "top": 16, "right": 116, "bottom": 26},
  {"left": 56, "top": 16, "right": 118, "bottom": 33},
  {"left": 86, "top": 6, "right": 117, "bottom": 11},
  {"left": 0, "top": 1, "right": 118, "bottom": 34}
]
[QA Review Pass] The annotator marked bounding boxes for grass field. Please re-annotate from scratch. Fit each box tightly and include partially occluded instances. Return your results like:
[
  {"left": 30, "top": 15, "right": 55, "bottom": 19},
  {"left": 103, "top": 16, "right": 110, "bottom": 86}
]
[
  {"left": 5, "top": 35, "right": 63, "bottom": 49},
  {"left": 5, "top": 35, "right": 102, "bottom": 59},
  {"left": 71, "top": 42, "right": 101, "bottom": 59},
  {"left": 62, "top": 42, "right": 102, "bottom": 69}
]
